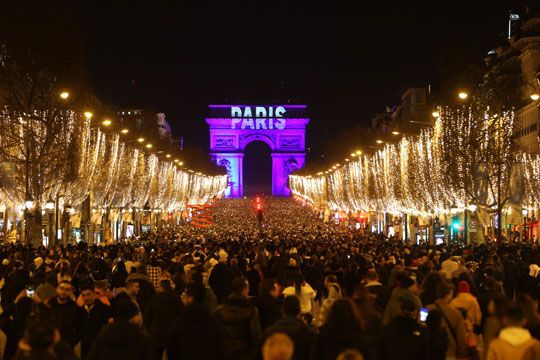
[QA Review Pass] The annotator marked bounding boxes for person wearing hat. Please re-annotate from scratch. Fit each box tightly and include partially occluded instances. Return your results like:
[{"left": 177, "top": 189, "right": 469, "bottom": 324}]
[
  {"left": 382, "top": 274, "right": 422, "bottom": 326},
  {"left": 87, "top": 300, "right": 152, "bottom": 360},
  {"left": 450, "top": 281, "right": 481, "bottom": 334}
]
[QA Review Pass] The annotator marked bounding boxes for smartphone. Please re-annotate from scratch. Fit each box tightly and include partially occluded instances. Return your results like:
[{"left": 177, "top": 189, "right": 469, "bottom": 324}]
[
  {"left": 26, "top": 286, "right": 34, "bottom": 298},
  {"left": 420, "top": 307, "right": 429, "bottom": 322}
]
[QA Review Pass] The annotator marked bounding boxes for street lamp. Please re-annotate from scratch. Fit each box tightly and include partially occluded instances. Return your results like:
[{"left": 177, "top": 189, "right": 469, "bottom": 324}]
[
  {"left": 25, "top": 196, "right": 34, "bottom": 210},
  {"left": 458, "top": 91, "right": 469, "bottom": 100},
  {"left": 376, "top": 139, "right": 384, "bottom": 144},
  {"left": 102, "top": 119, "right": 112, "bottom": 126},
  {"left": 59, "top": 91, "right": 70, "bottom": 100},
  {"left": 120, "top": 128, "right": 129, "bottom": 134},
  {"left": 432, "top": 111, "right": 440, "bottom": 118},
  {"left": 137, "top": 137, "right": 145, "bottom": 143},
  {"left": 84, "top": 111, "right": 93, "bottom": 120},
  {"left": 531, "top": 93, "right": 540, "bottom": 101},
  {"left": 145, "top": 143, "right": 153, "bottom": 149}
]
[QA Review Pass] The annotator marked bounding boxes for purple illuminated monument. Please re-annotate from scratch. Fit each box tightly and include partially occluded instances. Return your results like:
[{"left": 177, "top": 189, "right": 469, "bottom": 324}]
[{"left": 206, "top": 105, "right": 309, "bottom": 197}]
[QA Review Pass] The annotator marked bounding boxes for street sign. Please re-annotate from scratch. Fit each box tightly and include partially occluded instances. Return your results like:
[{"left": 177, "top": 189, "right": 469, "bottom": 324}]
[{"left": 468, "top": 219, "right": 478, "bottom": 232}]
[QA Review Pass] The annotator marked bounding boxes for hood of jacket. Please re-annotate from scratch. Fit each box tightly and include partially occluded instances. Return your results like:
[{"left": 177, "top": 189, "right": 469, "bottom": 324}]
[{"left": 499, "top": 327, "right": 533, "bottom": 347}]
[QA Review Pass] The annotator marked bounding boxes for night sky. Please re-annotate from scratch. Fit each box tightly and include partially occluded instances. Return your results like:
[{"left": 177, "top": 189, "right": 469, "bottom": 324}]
[{"left": 73, "top": 1, "right": 531, "bottom": 166}]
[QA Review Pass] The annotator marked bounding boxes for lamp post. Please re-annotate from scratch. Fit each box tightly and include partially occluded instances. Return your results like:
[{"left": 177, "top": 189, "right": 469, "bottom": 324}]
[
  {"left": 45, "top": 199, "right": 54, "bottom": 246},
  {"left": 63, "top": 204, "right": 72, "bottom": 245},
  {"left": 24, "top": 195, "right": 34, "bottom": 245}
]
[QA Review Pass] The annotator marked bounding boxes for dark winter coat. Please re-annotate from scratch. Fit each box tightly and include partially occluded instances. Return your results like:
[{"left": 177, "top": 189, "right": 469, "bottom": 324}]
[
  {"left": 379, "top": 315, "right": 430, "bottom": 360},
  {"left": 167, "top": 303, "right": 224, "bottom": 360},
  {"left": 87, "top": 321, "right": 154, "bottom": 360},
  {"left": 143, "top": 289, "right": 183, "bottom": 348},
  {"left": 38, "top": 297, "right": 81, "bottom": 347},
  {"left": 215, "top": 294, "right": 262, "bottom": 360},
  {"left": 79, "top": 299, "right": 111, "bottom": 358},
  {"left": 252, "top": 293, "right": 282, "bottom": 330},
  {"left": 310, "top": 326, "right": 369, "bottom": 360}
]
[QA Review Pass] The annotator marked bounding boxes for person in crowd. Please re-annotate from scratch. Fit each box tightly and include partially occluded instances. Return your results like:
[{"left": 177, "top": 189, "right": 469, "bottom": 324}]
[
  {"left": 282, "top": 274, "right": 316, "bottom": 317},
  {"left": 317, "top": 275, "right": 343, "bottom": 326},
  {"left": 37, "top": 280, "right": 81, "bottom": 349},
  {"left": 0, "top": 291, "right": 34, "bottom": 360},
  {"left": 144, "top": 279, "right": 183, "bottom": 359},
  {"left": 486, "top": 305, "right": 540, "bottom": 359},
  {"left": 115, "top": 278, "right": 140, "bottom": 309},
  {"left": 382, "top": 275, "right": 421, "bottom": 326},
  {"left": 310, "top": 298, "right": 369, "bottom": 360},
  {"left": 420, "top": 272, "right": 444, "bottom": 307},
  {"left": 450, "top": 280, "right": 482, "bottom": 349},
  {"left": 87, "top": 300, "right": 153, "bottom": 360},
  {"left": 483, "top": 296, "right": 510, "bottom": 353},
  {"left": 215, "top": 276, "right": 262, "bottom": 360},
  {"left": 78, "top": 283, "right": 112, "bottom": 359},
  {"left": 262, "top": 332, "right": 294, "bottom": 360},
  {"left": 263, "top": 296, "right": 316, "bottom": 360},
  {"left": 14, "top": 313, "right": 76, "bottom": 360},
  {"left": 515, "top": 294, "right": 540, "bottom": 340},
  {"left": 363, "top": 270, "right": 389, "bottom": 312},
  {"left": 351, "top": 285, "right": 382, "bottom": 357},
  {"left": 209, "top": 249, "right": 233, "bottom": 303},
  {"left": 379, "top": 298, "right": 429, "bottom": 359},
  {"left": 428, "top": 283, "right": 468, "bottom": 359},
  {"left": 425, "top": 310, "right": 448, "bottom": 360},
  {"left": 146, "top": 257, "right": 162, "bottom": 289},
  {"left": 110, "top": 260, "right": 128, "bottom": 290},
  {"left": 35, "top": 272, "right": 57, "bottom": 303},
  {"left": 253, "top": 278, "right": 282, "bottom": 330},
  {"left": 167, "top": 283, "right": 224, "bottom": 359}
]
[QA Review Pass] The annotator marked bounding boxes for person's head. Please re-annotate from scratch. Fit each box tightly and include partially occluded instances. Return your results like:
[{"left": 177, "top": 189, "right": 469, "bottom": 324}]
[
  {"left": 324, "top": 274, "right": 338, "bottom": 289},
  {"left": 323, "top": 298, "right": 364, "bottom": 333},
  {"left": 365, "top": 270, "right": 378, "bottom": 282},
  {"left": 182, "top": 283, "right": 206, "bottom": 306},
  {"left": 503, "top": 305, "right": 527, "bottom": 328},
  {"left": 157, "top": 279, "right": 172, "bottom": 293},
  {"left": 44, "top": 271, "right": 56, "bottom": 285},
  {"left": 336, "top": 349, "right": 365, "bottom": 360},
  {"left": 56, "top": 280, "right": 73, "bottom": 301},
  {"left": 458, "top": 280, "right": 470, "bottom": 294},
  {"left": 114, "top": 300, "right": 141, "bottom": 325},
  {"left": 400, "top": 298, "right": 418, "bottom": 319},
  {"left": 260, "top": 279, "right": 279, "bottom": 298},
  {"left": 515, "top": 294, "right": 540, "bottom": 321},
  {"left": 22, "top": 314, "right": 59, "bottom": 351},
  {"left": 436, "top": 283, "right": 454, "bottom": 302},
  {"left": 231, "top": 276, "right": 249, "bottom": 297},
  {"left": 125, "top": 279, "right": 140, "bottom": 296},
  {"left": 421, "top": 272, "right": 443, "bottom": 292},
  {"left": 262, "top": 332, "right": 294, "bottom": 360},
  {"left": 400, "top": 276, "right": 418, "bottom": 294},
  {"left": 282, "top": 296, "right": 301, "bottom": 317},
  {"left": 80, "top": 283, "right": 96, "bottom": 306}
]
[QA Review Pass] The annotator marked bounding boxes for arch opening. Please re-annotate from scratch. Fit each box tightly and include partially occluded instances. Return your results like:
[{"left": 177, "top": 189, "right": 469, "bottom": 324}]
[{"left": 242, "top": 140, "right": 272, "bottom": 197}]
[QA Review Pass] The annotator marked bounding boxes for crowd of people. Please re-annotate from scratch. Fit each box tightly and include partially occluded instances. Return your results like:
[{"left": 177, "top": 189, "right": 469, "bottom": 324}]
[{"left": 0, "top": 197, "right": 539, "bottom": 359}]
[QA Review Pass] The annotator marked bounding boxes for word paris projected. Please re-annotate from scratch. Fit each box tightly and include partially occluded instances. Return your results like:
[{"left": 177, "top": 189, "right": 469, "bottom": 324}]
[
  {"left": 207, "top": 105, "right": 307, "bottom": 131},
  {"left": 231, "top": 106, "right": 286, "bottom": 130}
]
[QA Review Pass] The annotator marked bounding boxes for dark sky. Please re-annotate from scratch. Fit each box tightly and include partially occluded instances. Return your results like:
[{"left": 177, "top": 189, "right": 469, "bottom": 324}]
[{"left": 74, "top": 0, "right": 532, "bottom": 158}]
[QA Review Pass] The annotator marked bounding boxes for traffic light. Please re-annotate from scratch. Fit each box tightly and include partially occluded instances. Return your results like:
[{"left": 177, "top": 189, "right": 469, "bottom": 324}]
[{"left": 452, "top": 216, "right": 461, "bottom": 230}]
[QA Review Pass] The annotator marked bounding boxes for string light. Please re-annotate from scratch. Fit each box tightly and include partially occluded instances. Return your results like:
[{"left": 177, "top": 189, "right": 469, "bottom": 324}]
[{"left": 290, "top": 106, "right": 518, "bottom": 216}]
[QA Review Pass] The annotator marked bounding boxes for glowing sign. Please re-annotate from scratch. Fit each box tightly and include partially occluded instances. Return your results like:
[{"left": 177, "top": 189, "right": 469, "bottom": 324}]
[
  {"left": 208, "top": 105, "right": 307, "bottom": 131},
  {"left": 231, "top": 106, "right": 286, "bottom": 130}
]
